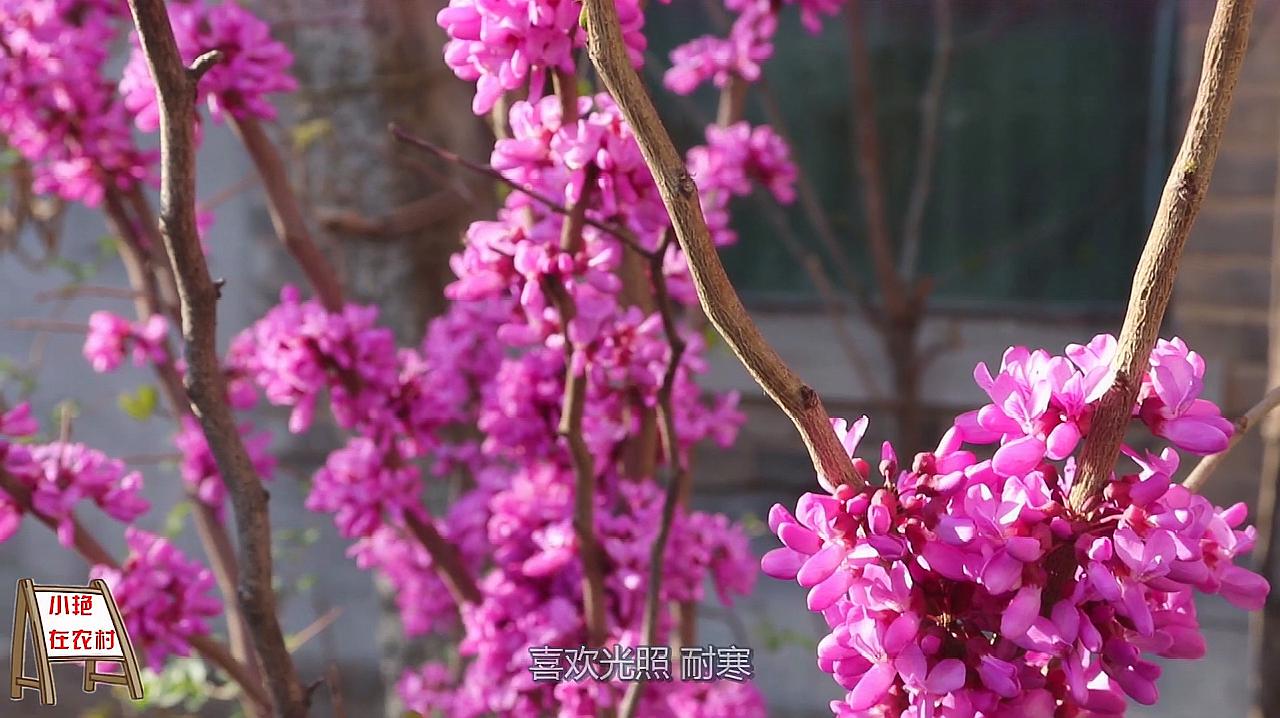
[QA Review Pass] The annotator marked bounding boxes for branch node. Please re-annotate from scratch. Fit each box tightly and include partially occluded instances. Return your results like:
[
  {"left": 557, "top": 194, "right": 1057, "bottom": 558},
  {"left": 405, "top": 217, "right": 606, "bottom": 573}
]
[{"left": 188, "top": 49, "right": 224, "bottom": 82}]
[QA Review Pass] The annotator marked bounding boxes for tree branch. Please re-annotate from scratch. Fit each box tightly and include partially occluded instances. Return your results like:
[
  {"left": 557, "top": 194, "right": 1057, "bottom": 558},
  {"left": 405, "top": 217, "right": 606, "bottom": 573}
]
[
  {"left": 104, "top": 188, "right": 264, "bottom": 706},
  {"left": 899, "top": 0, "right": 952, "bottom": 279},
  {"left": 845, "top": 0, "right": 907, "bottom": 315},
  {"left": 619, "top": 233, "right": 687, "bottom": 718},
  {"left": 543, "top": 159, "right": 610, "bottom": 655},
  {"left": 1068, "top": 0, "right": 1255, "bottom": 510},
  {"left": 582, "top": 0, "right": 862, "bottom": 491},
  {"left": 123, "top": 1, "right": 308, "bottom": 715},
  {"left": 403, "top": 511, "right": 482, "bottom": 605},
  {"left": 1183, "top": 384, "right": 1280, "bottom": 492},
  {"left": 227, "top": 116, "right": 345, "bottom": 312},
  {"left": 389, "top": 124, "right": 652, "bottom": 258}
]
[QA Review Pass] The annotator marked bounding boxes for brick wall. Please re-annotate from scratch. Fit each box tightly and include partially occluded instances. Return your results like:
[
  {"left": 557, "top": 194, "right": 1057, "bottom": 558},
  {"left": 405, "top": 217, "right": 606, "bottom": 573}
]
[{"left": 1173, "top": 5, "right": 1280, "bottom": 510}]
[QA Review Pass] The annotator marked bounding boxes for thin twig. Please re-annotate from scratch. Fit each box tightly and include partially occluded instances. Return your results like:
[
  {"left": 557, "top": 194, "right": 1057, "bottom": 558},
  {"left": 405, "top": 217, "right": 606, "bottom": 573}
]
[
  {"left": 123, "top": 2, "right": 309, "bottom": 715},
  {"left": 542, "top": 157, "right": 610, "bottom": 654},
  {"left": 3, "top": 319, "right": 89, "bottom": 333},
  {"left": 227, "top": 116, "right": 344, "bottom": 312},
  {"left": 619, "top": 233, "right": 687, "bottom": 718},
  {"left": 753, "top": 188, "right": 883, "bottom": 398},
  {"left": 583, "top": 0, "right": 862, "bottom": 490},
  {"left": 388, "top": 123, "right": 653, "bottom": 258},
  {"left": 845, "top": 0, "right": 907, "bottom": 317},
  {"left": 403, "top": 511, "right": 482, "bottom": 605},
  {"left": 899, "top": 0, "right": 953, "bottom": 279},
  {"left": 35, "top": 286, "right": 144, "bottom": 303},
  {"left": 1184, "top": 385, "right": 1280, "bottom": 492},
  {"left": 1069, "top": 0, "right": 1255, "bottom": 510}
]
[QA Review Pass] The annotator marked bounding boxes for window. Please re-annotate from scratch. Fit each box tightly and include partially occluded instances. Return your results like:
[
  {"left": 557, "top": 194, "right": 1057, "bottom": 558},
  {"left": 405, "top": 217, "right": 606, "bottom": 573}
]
[{"left": 646, "top": 0, "right": 1176, "bottom": 307}]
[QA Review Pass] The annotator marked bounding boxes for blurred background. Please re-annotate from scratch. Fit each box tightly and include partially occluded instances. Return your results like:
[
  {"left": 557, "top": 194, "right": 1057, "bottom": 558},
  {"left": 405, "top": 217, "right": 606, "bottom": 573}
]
[{"left": 3, "top": 1, "right": 1279, "bottom": 715}]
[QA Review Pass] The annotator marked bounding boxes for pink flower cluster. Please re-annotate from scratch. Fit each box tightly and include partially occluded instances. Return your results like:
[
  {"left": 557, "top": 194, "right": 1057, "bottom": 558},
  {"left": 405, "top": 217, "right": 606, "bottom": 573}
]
[
  {"left": 120, "top": 0, "right": 297, "bottom": 131},
  {"left": 666, "top": 0, "right": 776, "bottom": 95},
  {"left": 764, "top": 335, "right": 1269, "bottom": 716},
  {"left": 0, "top": 405, "right": 149, "bottom": 547},
  {"left": 82, "top": 311, "right": 169, "bottom": 373},
  {"left": 688, "top": 121, "right": 798, "bottom": 245},
  {"left": 91, "top": 528, "right": 222, "bottom": 668},
  {"left": 222, "top": 51, "right": 773, "bottom": 717},
  {"left": 665, "top": 0, "right": 844, "bottom": 96},
  {"left": 437, "top": 0, "right": 646, "bottom": 114},
  {"left": 0, "top": 0, "right": 153, "bottom": 204},
  {"left": 173, "top": 415, "right": 275, "bottom": 517}
]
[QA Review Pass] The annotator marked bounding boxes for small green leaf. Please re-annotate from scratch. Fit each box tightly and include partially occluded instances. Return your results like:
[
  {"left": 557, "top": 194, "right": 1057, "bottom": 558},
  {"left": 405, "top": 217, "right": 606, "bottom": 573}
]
[
  {"left": 117, "top": 385, "right": 158, "bottom": 422},
  {"left": 97, "top": 234, "right": 121, "bottom": 260},
  {"left": 291, "top": 118, "right": 332, "bottom": 152},
  {"left": 164, "top": 502, "right": 193, "bottom": 539},
  {"left": 52, "top": 256, "right": 97, "bottom": 283}
]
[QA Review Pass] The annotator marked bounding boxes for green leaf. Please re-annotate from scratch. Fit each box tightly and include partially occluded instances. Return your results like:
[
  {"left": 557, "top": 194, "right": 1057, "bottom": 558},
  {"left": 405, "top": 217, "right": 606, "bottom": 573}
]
[
  {"left": 97, "top": 234, "right": 121, "bottom": 260},
  {"left": 117, "top": 385, "right": 158, "bottom": 422},
  {"left": 291, "top": 118, "right": 332, "bottom": 152},
  {"left": 52, "top": 256, "right": 98, "bottom": 283},
  {"left": 164, "top": 502, "right": 193, "bottom": 539},
  {"left": 133, "top": 658, "right": 211, "bottom": 711}
]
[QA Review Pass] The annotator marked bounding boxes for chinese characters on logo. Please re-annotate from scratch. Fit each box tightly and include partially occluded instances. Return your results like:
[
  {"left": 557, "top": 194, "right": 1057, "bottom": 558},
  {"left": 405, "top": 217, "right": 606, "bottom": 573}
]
[
  {"left": 44, "top": 592, "right": 118, "bottom": 653},
  {"left": 528, "top": 644, "right": 753, "bottom": 683}
]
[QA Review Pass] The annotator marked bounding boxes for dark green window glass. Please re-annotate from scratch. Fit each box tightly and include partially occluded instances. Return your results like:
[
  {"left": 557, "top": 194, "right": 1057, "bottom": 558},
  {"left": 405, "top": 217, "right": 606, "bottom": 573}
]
[{"left": 644, "top": 1, "right": 1175, "bottom": 307}]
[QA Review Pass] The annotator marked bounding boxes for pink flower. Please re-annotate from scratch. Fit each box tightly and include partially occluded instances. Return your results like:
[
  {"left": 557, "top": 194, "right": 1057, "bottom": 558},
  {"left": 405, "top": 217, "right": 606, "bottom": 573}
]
[
  {"left": 1139, "top": 338, "right": 1233, "bottom": 454},
  {"left": 90, "top": 528, "right": 221, "bottom": 669},
  {"left": 13, "top": 442, "right": 150, "bottom": 548},
  {"left": 437, "top": 0, "right": 646, "bottom": 114},
  {"left": 765, "top": 335, "right": 1267, "bottom": 716},
  {"left": 173, "top": 415, "right": 275, "bottom": 518},
  {"left": 83, "top": 311, "right": 169, "bottom": 373},
  {"left": 120, "top": 0, "right": 297, "bottom": 130},
  {"left": 0, "top": 0, "right": 154, "bottom": 204}
]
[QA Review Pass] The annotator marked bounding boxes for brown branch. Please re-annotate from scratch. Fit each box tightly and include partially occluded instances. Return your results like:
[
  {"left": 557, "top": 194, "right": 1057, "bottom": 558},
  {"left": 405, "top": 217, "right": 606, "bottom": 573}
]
[
  {"left": 755, "top": 74, "right": 869, "bottom": 309},
  {"left": 619, "top": 233, "right": 687, "bottom": 718},
  {"left": 227, "top": 116, "right": 344, "bottom": 312},
  {"left": 123, "top": 2, "right": 308, "bottom": 715},
  {"left": 35, "top": 285, "right": 144, "bottom": 303},
  {"left": 1183, "top": 384, "right": 1280, "bottom": 492},
  {"left": 899, "top": 0, "right": 953, "bottom": 279},
  {"left": 543, "top": 157, "right": 610, "bottom": 656},
  {"left": 583, "top": 0, "right": 862, "bottom": 490},
  {"left": 403, "top": 511, "right": 482, "bottom": 605},
  {"left": 105, "top": 188, "right": 264, "bottom": 700},
  {"left": 388, "top": 124, "right": 653, "bottom": 258},
  {"left": 845, "top": 0, "right": 907, "bottom": 316},
  {"left": 1068, "top": 0, "right": 1255, "bottom": 510}
]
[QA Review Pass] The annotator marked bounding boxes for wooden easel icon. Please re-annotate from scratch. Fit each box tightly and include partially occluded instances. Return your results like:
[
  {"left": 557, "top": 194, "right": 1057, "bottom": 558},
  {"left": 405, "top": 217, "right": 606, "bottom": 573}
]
[{"left": 9, "top": 578, "right": 144, "bottom": 705}]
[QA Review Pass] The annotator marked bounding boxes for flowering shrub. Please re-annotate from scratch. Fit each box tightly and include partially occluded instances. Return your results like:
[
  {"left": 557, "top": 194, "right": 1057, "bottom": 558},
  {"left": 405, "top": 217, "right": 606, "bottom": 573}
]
[
  {"left": 0, "top": 0, "right": 1268, "bottom": 716},
  {"left": 0, "top": 0, "right": 153, "bottom": 205},
  {"left": 763, "top": 335, "right": 1269, "bottom": 716}
]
